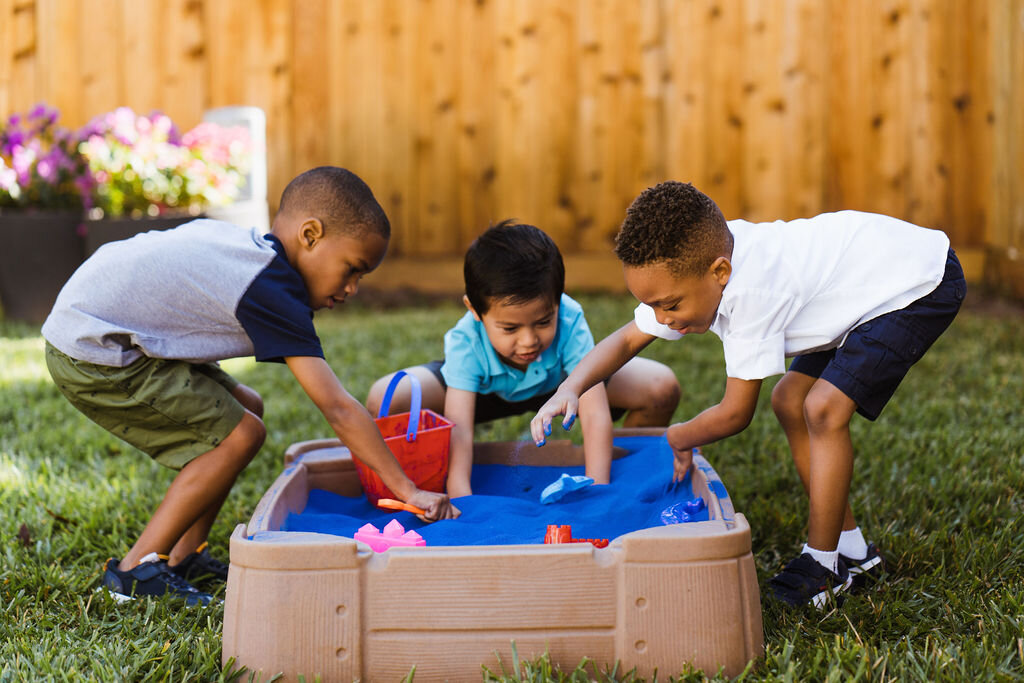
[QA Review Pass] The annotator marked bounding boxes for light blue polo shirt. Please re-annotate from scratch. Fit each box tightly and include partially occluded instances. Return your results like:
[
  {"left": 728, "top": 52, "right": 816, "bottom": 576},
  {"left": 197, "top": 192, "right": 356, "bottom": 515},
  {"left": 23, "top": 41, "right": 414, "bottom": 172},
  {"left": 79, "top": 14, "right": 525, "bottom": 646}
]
[{"left": 440, "top": 293, "right": 595, "bottom": 402}]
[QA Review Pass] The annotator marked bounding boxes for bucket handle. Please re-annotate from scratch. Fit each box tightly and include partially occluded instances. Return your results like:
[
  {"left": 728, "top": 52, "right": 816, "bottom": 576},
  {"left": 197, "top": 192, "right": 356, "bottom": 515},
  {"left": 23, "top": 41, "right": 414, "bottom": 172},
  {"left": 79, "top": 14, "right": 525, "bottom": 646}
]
[{"left": 376, "top": 370, "right": 422, "bottom": 442}]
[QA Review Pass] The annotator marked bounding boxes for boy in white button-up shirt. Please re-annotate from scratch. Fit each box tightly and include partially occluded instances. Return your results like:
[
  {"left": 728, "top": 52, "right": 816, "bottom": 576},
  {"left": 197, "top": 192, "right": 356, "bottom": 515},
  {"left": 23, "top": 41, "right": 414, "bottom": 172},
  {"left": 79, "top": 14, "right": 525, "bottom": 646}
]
[{"left": 531, "top": 181, "right": 965, "bottom": 609}]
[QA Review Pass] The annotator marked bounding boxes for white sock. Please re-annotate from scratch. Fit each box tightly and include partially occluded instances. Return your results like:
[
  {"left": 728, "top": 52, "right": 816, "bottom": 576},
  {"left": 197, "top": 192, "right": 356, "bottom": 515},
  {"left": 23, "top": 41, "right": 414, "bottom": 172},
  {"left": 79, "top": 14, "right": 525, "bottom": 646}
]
[
  {"left": 802, "top": 543, "right": 839, "bottom": 574},
  {"left": 838, "top": 527, "right": 869, "bottom": 560}
]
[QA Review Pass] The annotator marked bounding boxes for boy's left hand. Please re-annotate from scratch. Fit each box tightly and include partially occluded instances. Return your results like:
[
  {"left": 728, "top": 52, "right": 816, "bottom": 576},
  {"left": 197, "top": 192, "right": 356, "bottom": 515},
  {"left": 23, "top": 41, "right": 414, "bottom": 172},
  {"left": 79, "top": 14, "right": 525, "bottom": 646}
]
[{"left": 666, "top": 423, "right": 694, "bottom": 482}]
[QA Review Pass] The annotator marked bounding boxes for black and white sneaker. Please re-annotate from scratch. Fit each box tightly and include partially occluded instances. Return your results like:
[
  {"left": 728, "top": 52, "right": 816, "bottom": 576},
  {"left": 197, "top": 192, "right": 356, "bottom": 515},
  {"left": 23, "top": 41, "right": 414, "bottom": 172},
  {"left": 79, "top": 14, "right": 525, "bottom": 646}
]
[
  {"left": 768, "top": 553, "right": 852, "bottom": 609},
  {"left": 839, "top": 543, "right": 886, "bottom": 591},
  {"left": 103, "top": 552, "right": 213, "bottom": 606},
  {"left": 170, "top": 542, "right": 229, "bottom": 586}
]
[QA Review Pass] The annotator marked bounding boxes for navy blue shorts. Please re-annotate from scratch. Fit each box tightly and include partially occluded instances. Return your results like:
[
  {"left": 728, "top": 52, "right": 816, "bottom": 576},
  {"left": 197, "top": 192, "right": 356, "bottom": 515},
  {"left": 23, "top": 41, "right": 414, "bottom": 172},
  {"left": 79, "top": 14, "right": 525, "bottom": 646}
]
[
  {"left": 421, "top": 360, "right": 627, "bottom": 424},
  {"left": 789, "top": 248, "right": 966, "bottom": 421}
]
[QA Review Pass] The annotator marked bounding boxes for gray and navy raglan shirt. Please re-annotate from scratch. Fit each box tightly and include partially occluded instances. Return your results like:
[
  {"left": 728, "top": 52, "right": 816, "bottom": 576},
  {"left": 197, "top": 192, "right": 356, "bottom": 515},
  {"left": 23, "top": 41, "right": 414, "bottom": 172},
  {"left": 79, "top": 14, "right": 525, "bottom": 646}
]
[{"left": 42, "top": 219, "right": 323, "bottom": 366}]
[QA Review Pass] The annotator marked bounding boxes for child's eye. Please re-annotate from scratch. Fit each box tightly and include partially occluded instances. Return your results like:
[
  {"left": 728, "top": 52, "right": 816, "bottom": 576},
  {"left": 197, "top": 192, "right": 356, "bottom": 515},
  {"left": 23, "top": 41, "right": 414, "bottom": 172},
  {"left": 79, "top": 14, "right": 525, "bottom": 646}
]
[
  {"left": 663, "top": 303, "right": 678, "bottom": 312},
  {"left": 536, "top": 318, "right": 553, "bottom": 327}
]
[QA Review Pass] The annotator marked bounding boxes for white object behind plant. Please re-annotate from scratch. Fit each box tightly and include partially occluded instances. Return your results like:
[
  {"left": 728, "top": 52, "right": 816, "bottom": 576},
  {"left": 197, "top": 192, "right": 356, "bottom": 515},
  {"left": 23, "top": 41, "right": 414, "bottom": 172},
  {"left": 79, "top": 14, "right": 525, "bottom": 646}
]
[{"left": 202, "top": 106, "right": 269, "bottom": 233}]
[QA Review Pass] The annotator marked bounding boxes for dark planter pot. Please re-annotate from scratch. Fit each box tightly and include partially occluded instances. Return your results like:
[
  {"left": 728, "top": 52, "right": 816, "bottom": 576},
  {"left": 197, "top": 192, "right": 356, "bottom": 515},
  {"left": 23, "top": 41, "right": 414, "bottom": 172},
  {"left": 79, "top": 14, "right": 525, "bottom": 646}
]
[
  {"left": 0, "top": 209, "right": 85, "bottom": 324},
  {"left": 83, "top": 214, "right": 198, "bottom": 256}
]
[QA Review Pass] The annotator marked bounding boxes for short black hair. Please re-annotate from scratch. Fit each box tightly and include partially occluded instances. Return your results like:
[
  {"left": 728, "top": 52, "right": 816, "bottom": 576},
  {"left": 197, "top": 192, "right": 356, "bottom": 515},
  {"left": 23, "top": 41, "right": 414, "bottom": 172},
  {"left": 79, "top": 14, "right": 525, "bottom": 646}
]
[
  {"left": 464, "top": 220, "right": 565, "bottom": 315},
  {"left": 614, "top": 181, "right": 732, "bottom": 276},
  {"left": 278, "top": 166, "right": 390, "bottom": 239}
]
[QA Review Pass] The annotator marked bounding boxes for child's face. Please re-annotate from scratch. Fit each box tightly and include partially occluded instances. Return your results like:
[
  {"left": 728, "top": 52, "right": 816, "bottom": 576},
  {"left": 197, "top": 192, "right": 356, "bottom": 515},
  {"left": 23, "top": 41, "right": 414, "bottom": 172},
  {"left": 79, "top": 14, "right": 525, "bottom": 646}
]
[
  {"left": 294, "top": 223, "right": 388, "bottom": 310},
  {"left": 467, "top": 295, "right": 559, "bottom": 371},
  {"left": 623, "top": 258, "right": 731, "bottom": 335}
]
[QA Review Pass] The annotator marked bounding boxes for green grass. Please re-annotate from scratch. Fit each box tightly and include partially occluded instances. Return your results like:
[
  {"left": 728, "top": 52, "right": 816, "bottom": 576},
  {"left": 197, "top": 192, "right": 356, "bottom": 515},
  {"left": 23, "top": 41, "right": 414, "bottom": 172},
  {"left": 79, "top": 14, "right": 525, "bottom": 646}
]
[{"left": 2, "top": 292, "right": 1022, "bottom": 681}]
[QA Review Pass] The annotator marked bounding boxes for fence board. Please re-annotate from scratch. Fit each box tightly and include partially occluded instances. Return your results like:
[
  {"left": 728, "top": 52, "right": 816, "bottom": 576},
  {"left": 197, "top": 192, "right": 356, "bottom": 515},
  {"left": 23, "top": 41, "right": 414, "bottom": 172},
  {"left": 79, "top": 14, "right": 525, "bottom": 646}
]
[{"left": 1, "top": 0, "right": 1020, "bottom": 290}]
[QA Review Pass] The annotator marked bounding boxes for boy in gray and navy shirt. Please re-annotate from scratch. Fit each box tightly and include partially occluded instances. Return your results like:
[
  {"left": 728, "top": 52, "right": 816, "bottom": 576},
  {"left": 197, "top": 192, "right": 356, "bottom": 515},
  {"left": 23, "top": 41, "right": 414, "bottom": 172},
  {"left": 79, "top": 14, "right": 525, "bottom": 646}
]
[{"left": 43, "top": 166, "right": 458, "bottom": 605}]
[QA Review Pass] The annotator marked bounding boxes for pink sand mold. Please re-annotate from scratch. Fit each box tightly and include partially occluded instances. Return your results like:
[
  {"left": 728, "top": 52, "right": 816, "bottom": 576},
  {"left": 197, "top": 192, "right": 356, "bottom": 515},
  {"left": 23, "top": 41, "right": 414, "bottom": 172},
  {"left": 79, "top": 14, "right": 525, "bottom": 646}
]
[{"left": 353, "top": 519, "right": 426, "bottom": 552}]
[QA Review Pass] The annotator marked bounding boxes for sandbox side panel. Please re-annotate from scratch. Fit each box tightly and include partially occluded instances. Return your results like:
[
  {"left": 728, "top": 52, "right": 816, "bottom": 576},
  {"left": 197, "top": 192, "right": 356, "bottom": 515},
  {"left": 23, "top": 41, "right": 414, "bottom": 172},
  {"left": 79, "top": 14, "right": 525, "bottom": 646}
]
[
  {"left": 363, "top": 547, "right": 618, "bottom": 630},
  {"left": 616, "top": 559, "right": 753, "bottom": 677},
  {"left": 615, "top": 514, "right": 763, "bottom": 677},
  {"left": 223, "top": 565, "right": 362, "bottom": 682},
  {"left": 364, "top": 631, "right": 616, "bottom": 680}
]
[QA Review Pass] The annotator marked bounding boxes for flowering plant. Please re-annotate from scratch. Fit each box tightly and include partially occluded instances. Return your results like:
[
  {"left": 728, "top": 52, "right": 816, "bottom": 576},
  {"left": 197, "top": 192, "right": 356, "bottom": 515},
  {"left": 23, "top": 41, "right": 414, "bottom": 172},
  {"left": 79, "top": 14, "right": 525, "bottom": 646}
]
[
  {"left": 79, "top": 107, "right": 251, "bottom": 219},
  {"left": 0, "top": 104, "right": 251, "bottom": 218},
  {"left": 0, "top": 104, "right": 90, "bottom": 211}
]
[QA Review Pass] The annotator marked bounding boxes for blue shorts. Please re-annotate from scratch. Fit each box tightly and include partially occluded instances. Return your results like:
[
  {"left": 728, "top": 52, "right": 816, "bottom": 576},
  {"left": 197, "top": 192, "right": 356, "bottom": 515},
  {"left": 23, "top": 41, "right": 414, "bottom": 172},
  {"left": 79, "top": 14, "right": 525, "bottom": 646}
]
[{"left": 789, "top": 248, "right": 966, "bottom": 421}]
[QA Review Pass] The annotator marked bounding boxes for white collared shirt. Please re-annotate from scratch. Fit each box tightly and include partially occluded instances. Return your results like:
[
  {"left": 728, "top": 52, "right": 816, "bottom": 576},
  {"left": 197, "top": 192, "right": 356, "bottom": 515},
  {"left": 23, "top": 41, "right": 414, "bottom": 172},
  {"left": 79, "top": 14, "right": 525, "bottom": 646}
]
[{"left": 634, "top": 210, "right": 950, "bottom": 380}]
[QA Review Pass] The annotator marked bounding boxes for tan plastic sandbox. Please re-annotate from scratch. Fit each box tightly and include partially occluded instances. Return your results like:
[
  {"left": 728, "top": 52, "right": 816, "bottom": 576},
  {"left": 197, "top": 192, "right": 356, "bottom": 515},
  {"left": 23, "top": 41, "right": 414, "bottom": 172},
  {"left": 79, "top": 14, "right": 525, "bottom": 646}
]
[{"left": 222, "top": 428, "right": 763, "bottom": 681}]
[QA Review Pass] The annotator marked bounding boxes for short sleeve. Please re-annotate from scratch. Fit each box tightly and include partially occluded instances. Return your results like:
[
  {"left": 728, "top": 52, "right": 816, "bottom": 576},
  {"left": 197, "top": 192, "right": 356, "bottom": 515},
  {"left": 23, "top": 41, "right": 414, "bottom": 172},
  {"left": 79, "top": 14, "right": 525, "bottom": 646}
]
[
  {"left": 440, "top": 324, "right": 485, "bottom": 393},
  {"left": 558, "top": 298, "right": 595, "bottom": 373},
  {"left": 716, "top": 289, "right": 798, "bottom": 380},
  {"left": 633, "top": 303, "right": 684, "bottom": 340},
  {"left": 236, "top": 254, "right": 323, "bottom": 363}
]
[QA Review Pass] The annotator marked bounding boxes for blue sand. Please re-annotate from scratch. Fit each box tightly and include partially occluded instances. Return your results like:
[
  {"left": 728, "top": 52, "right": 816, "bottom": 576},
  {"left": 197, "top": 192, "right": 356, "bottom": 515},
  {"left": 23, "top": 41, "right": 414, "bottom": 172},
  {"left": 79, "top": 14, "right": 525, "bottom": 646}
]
[{"left": 283, "top": 435, "right": 712, "bottom": 546}]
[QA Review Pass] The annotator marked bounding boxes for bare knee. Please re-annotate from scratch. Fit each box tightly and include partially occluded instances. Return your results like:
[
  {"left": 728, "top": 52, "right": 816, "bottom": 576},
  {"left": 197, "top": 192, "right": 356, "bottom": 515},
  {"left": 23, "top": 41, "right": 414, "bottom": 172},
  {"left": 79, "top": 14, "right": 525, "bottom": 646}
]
[
  {"left": 366, "top": 374, "right": 394, "bottom": 415},
  {"left": 366, "top": 368, "right": 445, "bottom": 415},
  {"left": 232, "top": 384, "right": 264, "bottom": 418},
  {"left": 648, "top": 371, "right": 681, "bottom": 416},
  {"left": 771, "top": 378, "right": 805, "bottom": 426},
  {"left": 228, "top": 411, "right": 266, "bottom": 468},
  {"left": 802, "top": 389, "right": 851, "bottom": 435}
]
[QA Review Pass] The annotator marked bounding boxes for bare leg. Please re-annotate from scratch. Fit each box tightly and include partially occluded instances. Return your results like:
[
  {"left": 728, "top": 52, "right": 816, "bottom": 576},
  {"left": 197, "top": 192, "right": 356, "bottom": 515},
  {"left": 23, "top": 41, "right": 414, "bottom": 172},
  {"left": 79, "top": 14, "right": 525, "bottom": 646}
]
[
  {"left": 121, "top": 410, "right": 265, "bottom": 569},
  {"left": 366, "top": 367, "right": 446, "bottom": 416},
  {"left": 605, "top": 357, "right": 680, "bottom": 427},
  {"left": 803, "top": 379, "right": 858, "bottom": 551},
  {"left": 772, "top": 372, "right": 857, "bottom": 536},
  {"left": 167, "top": 383, "right": 265, "bottom": 564}
]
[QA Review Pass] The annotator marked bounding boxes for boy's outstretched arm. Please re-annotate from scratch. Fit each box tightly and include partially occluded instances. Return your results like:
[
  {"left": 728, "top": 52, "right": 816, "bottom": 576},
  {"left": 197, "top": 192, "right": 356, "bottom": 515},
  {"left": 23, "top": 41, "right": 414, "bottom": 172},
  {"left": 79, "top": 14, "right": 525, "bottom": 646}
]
[
  {"left": 531, "top": 321, "right": 656, "bottom": 445},
  {"left": 286, "top": 356, "right": 460, "bottom": 521},
  {"left": 576, "top": 382, "right": 613, "bottom": 483},
  {"left": 666, "top": 376, "right": 761, "bottom": 481},
  {"left": 443, "top": 387, "right": 477, "bottom": 498}
]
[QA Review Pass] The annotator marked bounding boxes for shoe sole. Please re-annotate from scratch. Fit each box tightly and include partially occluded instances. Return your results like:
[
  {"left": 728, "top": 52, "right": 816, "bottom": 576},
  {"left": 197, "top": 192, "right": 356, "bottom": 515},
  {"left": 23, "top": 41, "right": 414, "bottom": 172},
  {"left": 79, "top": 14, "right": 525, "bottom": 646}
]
[
  {"left": 99, "top": 585, "right": 218, "bottom": 606},
  {"left": 810, "top": 575, "right": 853, "bottom": 609},
  {"left": 846, "top": 555, "right": 884, "bottom": 590},
  {"left": 99, "top": 586, "right": 135, "bottom": 603}
]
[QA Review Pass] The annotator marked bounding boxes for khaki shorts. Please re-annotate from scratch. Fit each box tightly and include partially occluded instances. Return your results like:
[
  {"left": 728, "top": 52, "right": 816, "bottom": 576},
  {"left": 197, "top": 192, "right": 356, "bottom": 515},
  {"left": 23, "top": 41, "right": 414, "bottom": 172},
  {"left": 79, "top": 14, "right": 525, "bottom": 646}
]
[{"left": 45, "top": 342, "right": 246, "bottom": 470}]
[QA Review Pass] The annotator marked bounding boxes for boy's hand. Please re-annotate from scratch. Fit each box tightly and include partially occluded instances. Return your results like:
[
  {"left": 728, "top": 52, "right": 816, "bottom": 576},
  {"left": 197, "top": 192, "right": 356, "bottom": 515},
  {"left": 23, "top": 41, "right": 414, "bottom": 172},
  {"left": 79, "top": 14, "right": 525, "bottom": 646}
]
[
  {"left": 406, "top": 489, "right": 461, "bottom": 522},
  {"left": 530, "top": 388, "right": 580, "bottom": 446},
  {"left": 666, "top": 422, "right": 695, "bottom": 482}
]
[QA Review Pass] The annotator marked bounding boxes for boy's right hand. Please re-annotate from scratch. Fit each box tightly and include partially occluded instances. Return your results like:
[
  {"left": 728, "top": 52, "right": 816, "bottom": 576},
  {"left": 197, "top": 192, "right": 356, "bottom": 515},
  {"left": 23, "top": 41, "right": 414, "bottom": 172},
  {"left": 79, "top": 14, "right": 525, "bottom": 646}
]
[
  {"left": 406, "top": 489, "right": 461, "bottom": 521},
  {"left": 530, "top": 387, "right": 580, "bottom": 446}
]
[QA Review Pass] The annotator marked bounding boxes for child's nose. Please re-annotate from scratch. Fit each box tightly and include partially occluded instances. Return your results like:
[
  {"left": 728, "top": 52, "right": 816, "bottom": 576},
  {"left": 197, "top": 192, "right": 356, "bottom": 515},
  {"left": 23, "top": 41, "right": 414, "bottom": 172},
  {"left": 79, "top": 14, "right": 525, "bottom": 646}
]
[{"left": 520, "top": 330, "right": 539, "bottom": 347}]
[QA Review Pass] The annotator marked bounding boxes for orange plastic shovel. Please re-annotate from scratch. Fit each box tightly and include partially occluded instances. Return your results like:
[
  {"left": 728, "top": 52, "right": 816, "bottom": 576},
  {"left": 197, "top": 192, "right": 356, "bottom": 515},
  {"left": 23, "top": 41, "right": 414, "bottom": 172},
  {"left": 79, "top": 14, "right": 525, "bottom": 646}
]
[{"left": 377, "top": 498, "right": 426, "bottom": 515}]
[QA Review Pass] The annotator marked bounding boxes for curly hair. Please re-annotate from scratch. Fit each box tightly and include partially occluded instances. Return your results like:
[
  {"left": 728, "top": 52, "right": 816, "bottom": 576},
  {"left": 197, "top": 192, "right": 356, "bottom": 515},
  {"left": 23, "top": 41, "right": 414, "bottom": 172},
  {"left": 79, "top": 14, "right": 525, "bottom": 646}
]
[
  {"left": 614, "top": 181, "right": 732, "bottom": 276},
  {"left": 464, "top": 219, "right": 565, "bottom": 315},
  {"left": 278, "top": 166, "right": 390, "bottom": 239}
]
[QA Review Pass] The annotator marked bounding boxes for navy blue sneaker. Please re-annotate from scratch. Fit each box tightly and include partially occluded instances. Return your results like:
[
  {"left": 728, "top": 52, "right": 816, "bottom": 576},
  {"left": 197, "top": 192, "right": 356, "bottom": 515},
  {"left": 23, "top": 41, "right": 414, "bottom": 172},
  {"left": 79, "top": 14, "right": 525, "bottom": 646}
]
[
  {"left": 169, "top": 542, "right": 229, "bottom": 586},
  {"left": 769, "top": 553, "right": 852, "bottom": 609},
  {"left": 103, "top": 553, "right": 213, "bottom": 606},
  {"left": 839, "top": 543, "right": 886, "bottom": 591}
]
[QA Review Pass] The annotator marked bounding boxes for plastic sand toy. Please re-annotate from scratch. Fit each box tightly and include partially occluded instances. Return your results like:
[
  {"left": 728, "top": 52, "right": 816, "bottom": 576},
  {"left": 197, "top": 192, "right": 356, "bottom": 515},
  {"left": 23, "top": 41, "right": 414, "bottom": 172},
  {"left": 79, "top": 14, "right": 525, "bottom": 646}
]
[{"left": 353, "top": 519, "right": 426, "bottom": 552}]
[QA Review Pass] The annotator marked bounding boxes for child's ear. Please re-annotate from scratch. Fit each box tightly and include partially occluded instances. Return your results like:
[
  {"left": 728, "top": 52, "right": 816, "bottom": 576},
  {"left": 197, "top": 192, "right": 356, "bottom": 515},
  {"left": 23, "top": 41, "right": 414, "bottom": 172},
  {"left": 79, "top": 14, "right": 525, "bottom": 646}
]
[
  {"left": 298, "top": 218, "right": 325, "bottom": 249},
  {"left": 463, "top": 295, "right": 482, "bottom": 321},
  {"left": 710, "top": 256, "right": 732, "bottom": 286}
]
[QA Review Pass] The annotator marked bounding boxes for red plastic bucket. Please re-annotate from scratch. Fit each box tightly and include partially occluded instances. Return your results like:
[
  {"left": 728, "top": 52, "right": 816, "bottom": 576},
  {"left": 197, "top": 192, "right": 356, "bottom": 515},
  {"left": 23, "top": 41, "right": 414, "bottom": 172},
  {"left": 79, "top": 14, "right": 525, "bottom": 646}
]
[{"left": 353, "top": 371, "right": 452, "bottom": 504}]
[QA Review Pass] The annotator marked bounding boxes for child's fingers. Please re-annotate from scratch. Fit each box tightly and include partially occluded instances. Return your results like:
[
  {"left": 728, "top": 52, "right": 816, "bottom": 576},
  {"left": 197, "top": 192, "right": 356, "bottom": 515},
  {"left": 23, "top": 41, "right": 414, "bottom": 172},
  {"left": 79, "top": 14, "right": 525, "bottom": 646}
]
[
  {"left": 529, "top": 414, "right": 550, "bottom": 445},
  {"left": 561, "top": 412, "right": 576, "bottom": 431}
]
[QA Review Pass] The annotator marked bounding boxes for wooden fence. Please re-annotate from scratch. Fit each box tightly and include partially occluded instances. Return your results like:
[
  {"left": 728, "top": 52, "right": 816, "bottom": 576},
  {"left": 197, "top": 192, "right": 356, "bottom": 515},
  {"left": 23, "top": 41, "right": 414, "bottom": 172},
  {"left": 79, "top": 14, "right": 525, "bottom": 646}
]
[{"left": 2, "top": 0, "right": 1022, "bottom": 293}]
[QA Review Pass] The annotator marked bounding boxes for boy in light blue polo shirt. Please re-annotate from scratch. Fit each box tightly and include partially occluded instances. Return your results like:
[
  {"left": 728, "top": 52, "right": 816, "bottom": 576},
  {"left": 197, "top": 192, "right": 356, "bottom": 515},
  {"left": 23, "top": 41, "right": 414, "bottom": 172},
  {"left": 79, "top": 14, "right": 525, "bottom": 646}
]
[{"left": 367, "top": 220, "right": 680, "bottom": 498}]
